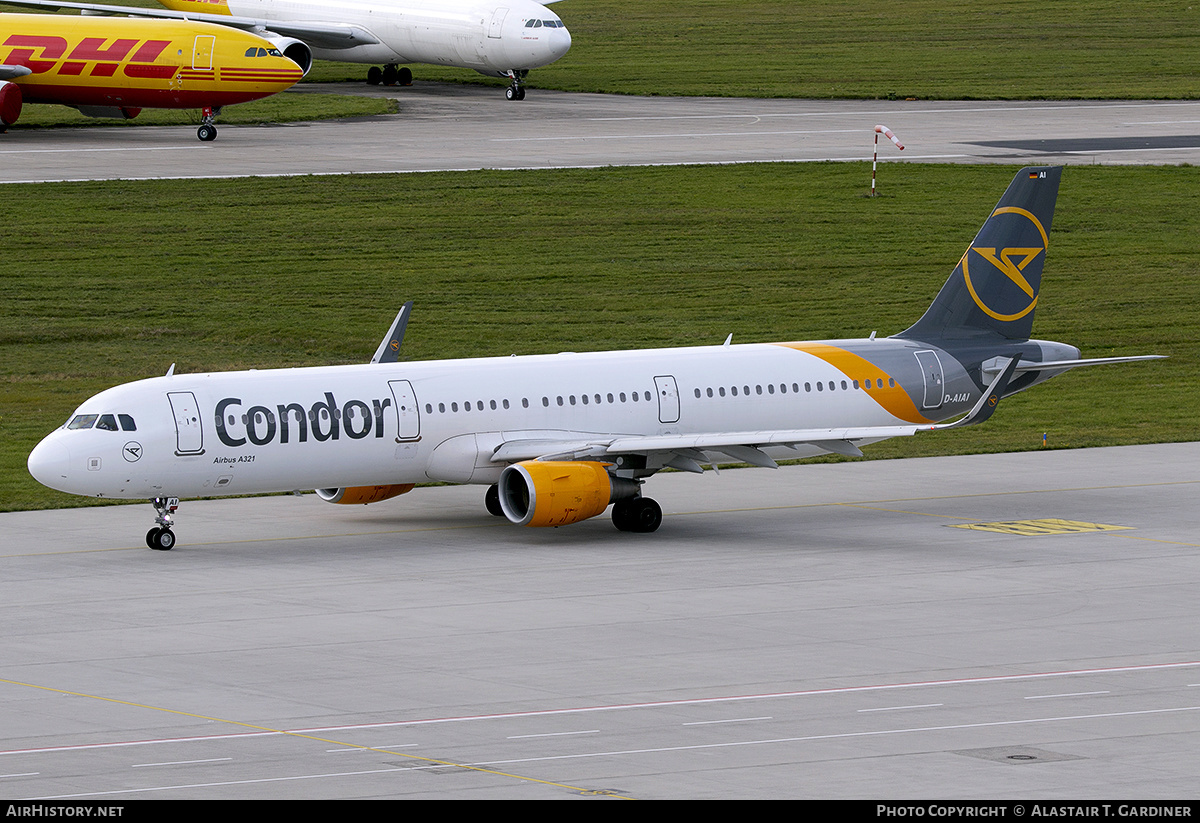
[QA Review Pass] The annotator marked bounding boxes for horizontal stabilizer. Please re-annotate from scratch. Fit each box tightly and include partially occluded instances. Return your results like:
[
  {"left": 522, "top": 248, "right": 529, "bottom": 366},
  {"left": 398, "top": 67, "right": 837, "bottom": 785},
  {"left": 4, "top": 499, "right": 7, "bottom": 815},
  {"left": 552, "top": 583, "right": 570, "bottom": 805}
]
[{"left": 984, "top": 354, "right": 1166, "bottom": 378}]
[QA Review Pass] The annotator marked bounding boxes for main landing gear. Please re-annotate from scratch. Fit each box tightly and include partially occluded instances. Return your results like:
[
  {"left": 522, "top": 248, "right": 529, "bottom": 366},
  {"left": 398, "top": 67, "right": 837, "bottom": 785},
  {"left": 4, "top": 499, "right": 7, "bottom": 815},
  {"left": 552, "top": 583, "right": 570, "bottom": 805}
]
[
  {"left": 481, "top": 484, "right": 662, "bottom": 532},
  {"left": 366, "top": 64, "right": 413, "bottom": 86},
  {"left": 197, "top": 106, "right": 220, "bottom": 142},
  {"left": 146, "top": 497, "right": 178, "bottom": 550},
  {"left": 611, "top": 497, "right": 662, "bottom": 533}
]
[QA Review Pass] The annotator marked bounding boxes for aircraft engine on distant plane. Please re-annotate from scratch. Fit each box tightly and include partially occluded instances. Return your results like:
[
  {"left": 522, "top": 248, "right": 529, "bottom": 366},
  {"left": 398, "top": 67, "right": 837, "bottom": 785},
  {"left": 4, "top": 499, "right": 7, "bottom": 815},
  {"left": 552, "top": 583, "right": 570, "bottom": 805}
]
[
  {"left": 497, "top": 461, "right": 640, "bottom": 527},
  {"left": 259, "top": 35, "right": 313, "bottom": 75},
  {"left": 0, "top": 81, "right": 22, "bottom": 129},
  {"left": 315, "top": 484, "right": 415, "bottom": 505}
]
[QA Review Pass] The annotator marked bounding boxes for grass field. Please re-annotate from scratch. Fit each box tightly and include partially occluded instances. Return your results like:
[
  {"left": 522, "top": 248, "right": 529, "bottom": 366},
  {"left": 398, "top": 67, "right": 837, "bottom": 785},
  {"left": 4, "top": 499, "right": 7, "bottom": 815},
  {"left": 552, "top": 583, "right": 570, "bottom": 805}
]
[
  {"left": 384, "top": 0, "right": 1200, "bottom": 100},
  {"left": 2, "top": 163, "right": 1195, "bottom": 511}
]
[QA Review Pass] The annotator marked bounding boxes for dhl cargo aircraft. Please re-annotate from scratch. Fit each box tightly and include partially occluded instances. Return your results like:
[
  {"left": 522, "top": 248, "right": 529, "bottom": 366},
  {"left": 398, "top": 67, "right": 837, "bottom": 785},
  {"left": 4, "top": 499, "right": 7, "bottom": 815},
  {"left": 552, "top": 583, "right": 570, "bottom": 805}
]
[
  {"left": 28, "top": 167, "right": 1162, "bottom": 550},
  {"left": 0, "top": 12, "right": 304, "bottom": 140},
  {"left": 5, "top": 0, "right": 571, "bottom": 101}
]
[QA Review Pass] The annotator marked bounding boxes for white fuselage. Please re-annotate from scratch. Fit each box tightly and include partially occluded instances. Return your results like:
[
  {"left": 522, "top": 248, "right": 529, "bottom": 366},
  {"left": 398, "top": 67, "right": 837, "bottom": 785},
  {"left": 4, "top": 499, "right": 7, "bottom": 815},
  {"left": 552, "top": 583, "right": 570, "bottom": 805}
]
[
  {"left": 27, "top": 339, "right": 973, "bottom": 501},
  {"left": 225, "top": 0, "right": 571, "bottom": 75}
]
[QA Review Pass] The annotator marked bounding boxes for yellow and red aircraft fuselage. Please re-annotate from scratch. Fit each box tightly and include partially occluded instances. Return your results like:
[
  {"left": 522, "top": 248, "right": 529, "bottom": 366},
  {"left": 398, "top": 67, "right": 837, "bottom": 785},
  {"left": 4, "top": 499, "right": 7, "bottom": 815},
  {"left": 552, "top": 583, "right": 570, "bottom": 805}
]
[{"left": 0, "top": 13, "right": 303, "bottom": 136}]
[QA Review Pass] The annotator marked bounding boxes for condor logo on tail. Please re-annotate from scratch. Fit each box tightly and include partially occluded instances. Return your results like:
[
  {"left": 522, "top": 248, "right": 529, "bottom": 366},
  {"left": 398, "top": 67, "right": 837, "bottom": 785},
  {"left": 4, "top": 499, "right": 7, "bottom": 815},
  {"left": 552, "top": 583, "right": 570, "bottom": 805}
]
[{"left": 963, "top": 206, "right": 1049, "bottom": 325}]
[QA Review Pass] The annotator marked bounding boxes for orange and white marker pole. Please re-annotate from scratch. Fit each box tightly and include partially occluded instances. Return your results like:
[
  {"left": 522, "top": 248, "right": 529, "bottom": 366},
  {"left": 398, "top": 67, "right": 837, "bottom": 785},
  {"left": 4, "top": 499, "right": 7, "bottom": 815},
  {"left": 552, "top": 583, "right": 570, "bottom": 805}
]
[{"left": 872, "top": 125, "right": 905, "bottom": 196}]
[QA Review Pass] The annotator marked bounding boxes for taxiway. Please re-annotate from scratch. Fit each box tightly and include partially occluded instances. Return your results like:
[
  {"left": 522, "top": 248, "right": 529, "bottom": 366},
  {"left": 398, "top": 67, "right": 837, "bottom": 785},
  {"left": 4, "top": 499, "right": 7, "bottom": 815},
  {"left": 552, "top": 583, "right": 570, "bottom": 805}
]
[
  {"left": 3, "top": 85, "right": 1200, "bottom": 183},
  {"left": 2, "top": 443, "right": 1198, "bottom": 798}
]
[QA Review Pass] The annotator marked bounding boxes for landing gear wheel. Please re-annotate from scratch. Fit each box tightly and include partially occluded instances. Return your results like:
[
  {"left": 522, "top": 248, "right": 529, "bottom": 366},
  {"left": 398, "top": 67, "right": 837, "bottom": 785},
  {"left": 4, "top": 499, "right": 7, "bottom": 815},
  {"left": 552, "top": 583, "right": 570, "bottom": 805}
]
[
  {"left": 612, "top": 497, "right": 662, "bottom": 533},
  {"left": 197, "top": 106, "right": 219, "bottom": 142},
  {"left": 149, "top": 497, "right": 180, "bottom": 550},
  {"left": 397, "top": 66, "right": 413, "bottom": 86},
  {"left": 505, "top": 70, "right": 527, "bottom": 101},
  {"left": 485, "top": 484, "right": 504, "bottom": 517},
  {"left": 147, "top": 527, "right": 175, "bottom": 551},
  {"left": 382, "top": 64, "right": 398, "bottom": 85},
  {"left": 367, "top": 66, "right": 382, "bottom": 85}
]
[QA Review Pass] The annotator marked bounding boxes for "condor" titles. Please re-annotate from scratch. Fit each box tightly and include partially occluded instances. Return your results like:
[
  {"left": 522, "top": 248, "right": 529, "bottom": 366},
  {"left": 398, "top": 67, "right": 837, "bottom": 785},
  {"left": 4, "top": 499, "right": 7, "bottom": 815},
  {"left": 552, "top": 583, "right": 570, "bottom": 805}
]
[{"left": 215, "top": 393, "right": 392, "bottom": 447}]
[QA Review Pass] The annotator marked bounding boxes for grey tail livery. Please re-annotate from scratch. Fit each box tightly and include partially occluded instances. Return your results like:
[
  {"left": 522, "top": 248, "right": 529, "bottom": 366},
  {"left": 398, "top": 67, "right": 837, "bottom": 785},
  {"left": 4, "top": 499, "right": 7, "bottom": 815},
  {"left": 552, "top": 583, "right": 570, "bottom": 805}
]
[
  {"left": 893, "top": 165, "right": 1161, "bottom": 397},
  {"left": 898, "top": 166, "right": 1060, "bottom": 344}
]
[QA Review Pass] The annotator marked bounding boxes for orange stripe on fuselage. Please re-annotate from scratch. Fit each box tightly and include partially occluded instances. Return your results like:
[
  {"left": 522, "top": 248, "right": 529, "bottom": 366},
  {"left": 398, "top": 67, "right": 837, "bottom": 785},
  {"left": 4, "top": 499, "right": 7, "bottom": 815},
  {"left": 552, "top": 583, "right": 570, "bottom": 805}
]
[{"left": 773, "top": 341, "right": 934, "bottom": 424}]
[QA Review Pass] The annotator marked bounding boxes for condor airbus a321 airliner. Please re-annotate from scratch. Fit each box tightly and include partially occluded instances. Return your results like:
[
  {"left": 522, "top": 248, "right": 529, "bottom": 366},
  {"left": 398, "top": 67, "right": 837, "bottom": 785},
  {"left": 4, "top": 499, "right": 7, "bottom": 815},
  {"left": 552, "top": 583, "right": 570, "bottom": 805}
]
[{"left": 29, "top": 167, "right": 1161, "bottom": 550}]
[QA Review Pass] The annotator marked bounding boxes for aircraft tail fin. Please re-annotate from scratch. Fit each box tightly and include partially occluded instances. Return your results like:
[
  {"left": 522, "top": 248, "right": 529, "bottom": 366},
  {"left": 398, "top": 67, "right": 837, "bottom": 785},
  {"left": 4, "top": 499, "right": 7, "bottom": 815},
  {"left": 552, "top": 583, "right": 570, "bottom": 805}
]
[{"left": 896, "top": 166, "right": 1062, "bottom": 343}]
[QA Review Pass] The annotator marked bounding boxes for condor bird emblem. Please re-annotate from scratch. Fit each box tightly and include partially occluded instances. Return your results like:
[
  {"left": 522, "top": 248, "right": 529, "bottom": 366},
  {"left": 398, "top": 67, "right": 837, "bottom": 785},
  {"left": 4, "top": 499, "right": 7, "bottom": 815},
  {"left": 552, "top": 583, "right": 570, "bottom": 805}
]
[{"left": 963, "top": 206, "right": 1049, "bottom": 322}]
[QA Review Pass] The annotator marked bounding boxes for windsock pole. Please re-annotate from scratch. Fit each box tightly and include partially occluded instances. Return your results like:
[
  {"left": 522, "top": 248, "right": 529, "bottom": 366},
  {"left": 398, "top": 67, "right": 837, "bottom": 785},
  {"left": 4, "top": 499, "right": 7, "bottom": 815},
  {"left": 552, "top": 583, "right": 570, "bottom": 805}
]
[{"left": 872, "top": 125, "right": 905, "bottom": 196}]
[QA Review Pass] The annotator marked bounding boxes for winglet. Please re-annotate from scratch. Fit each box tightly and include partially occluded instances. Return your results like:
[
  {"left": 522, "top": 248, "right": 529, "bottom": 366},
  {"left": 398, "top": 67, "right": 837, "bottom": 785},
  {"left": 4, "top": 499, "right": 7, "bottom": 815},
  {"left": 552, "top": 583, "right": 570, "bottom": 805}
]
[
  {"left": 933, "top": 355, "right": 1020, "bottom": 430},
  {"left": 370, "top": 301, "right": 413, "bottom": 364}
]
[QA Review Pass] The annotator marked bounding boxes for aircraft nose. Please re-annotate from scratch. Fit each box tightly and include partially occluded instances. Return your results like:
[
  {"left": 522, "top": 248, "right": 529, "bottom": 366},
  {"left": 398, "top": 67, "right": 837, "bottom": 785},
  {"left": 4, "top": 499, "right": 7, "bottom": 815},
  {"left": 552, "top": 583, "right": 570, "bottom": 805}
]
[
  {"left": 550, "top": 24, "right": 572, "bottom": 61},
  {"left": 28, "top": 436, "right": 71, "bottom": 491}
]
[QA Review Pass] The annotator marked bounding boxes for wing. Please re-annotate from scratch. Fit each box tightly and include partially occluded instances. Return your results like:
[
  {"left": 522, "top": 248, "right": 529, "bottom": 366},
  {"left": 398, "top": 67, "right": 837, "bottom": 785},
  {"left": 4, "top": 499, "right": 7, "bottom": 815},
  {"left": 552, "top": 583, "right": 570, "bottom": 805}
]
[
  {"left": 492, "top": 357, "right": 1023, "bottom": 471},
  {"left": 0, "top": 65, "right": 34, "bottom": 80},
  {"left": 0, "top": 0, "right": 380, "bottom": 49}
]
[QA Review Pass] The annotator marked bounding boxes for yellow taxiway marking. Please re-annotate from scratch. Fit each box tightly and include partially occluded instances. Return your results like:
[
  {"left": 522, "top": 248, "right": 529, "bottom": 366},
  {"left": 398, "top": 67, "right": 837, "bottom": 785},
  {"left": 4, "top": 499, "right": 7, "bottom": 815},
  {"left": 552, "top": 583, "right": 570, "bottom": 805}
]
[
  {"left": 0, "top": 677, "right": 631, "bottom": 799},
  {"left": 948, "top": 519, "right": 1133, "bottom": 536}
]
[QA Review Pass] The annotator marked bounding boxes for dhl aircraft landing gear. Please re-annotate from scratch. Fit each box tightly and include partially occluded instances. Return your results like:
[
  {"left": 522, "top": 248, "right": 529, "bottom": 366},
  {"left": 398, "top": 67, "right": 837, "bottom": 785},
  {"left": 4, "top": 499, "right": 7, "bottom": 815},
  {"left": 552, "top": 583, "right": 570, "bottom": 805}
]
[
  {"left": 505, "top": 70, "right": 527, "bottom": 101},
  {"left": 197, "top": 106, "right": 220, "bottom": 142},
  {"left": 147, "top": 497, "right": 178, "bottom": 550},
  {"left": 367, "top": 65, "right": 413, "bottom": 86}
]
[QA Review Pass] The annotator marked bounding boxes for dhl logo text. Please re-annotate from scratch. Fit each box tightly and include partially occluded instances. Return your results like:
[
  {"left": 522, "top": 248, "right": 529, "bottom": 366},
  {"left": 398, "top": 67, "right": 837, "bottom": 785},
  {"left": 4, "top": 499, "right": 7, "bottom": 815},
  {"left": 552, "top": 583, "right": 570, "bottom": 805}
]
[{"left": 2, "top": 36, "right": 174, "bottom": 78}]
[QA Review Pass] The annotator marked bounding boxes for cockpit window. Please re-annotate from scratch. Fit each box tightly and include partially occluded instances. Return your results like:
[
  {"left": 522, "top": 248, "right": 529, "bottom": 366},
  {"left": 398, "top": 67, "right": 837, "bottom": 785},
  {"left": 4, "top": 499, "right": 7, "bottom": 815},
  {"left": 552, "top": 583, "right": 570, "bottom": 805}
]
[
  {"left": 245, "top": 47, "right": 284, "bottom": 57},
  {"left": 544, "top": 19, "right": 563, "bottom": 27},
  {"left": 67, "top": 414, "right": 98, "bottom": 430},
  {"left": 118, "top": 414, "right": 137, "bottom": 432},
  {"left": 95, "top": 414, "right": 119, "bottom": 431}
]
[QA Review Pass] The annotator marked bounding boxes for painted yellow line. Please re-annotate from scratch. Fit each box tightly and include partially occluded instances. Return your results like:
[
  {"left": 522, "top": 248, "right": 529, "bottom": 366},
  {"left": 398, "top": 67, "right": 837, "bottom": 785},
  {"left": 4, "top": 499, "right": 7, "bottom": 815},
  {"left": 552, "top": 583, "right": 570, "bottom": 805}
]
[{"left": 948, "top": 518, "right": 1133, "bottom": 536}]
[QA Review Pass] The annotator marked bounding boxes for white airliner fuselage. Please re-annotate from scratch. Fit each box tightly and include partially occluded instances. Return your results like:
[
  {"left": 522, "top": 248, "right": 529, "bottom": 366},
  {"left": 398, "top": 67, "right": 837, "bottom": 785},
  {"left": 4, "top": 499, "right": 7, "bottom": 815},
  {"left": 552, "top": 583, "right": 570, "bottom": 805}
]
[{"left": 27, "top": 337, "right": 1077, "bottom": 500}]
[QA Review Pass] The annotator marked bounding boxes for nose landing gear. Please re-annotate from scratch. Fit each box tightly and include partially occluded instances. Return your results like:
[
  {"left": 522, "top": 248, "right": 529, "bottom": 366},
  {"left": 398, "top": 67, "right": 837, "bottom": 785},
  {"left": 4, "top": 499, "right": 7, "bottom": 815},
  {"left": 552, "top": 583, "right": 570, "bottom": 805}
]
[
  {"left": 146, "top": 497, "right": 179, "bottom": 550},
  {"left": 197, "top": 106, "right": 220, "bottom": 142},
  {"left": 505, "top": 70, "right": 527, "bottom": 101}
]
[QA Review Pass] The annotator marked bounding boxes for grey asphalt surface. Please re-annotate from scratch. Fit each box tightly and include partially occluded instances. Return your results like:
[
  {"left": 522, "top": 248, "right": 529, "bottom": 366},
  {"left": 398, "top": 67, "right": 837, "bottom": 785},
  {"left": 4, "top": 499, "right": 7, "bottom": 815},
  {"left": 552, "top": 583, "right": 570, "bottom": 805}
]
[
  {"left": 3, "top": 83, "right": 1200, "bottom": 183},
  {"left": 3, "top": 443, "right": 1198, "bottom": 799}
]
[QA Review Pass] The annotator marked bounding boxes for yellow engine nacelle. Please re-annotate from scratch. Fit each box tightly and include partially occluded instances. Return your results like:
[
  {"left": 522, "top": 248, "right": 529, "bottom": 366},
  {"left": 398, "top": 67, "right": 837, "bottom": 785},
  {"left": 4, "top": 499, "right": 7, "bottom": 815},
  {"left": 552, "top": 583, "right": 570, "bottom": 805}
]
[
  {"left": 497, "top": 461, "right": 639, "bottom": 527},
  {"left": 315, "top": 484, "right": 415, "bottom": 505}
]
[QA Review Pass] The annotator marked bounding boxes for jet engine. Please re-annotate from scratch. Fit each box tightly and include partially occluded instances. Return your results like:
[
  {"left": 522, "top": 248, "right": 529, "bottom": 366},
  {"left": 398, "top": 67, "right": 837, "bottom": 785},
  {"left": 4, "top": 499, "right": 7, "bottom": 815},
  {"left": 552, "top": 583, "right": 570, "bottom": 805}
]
[
  {"left": 315, "top": 484, "right": 415, "bottom": 505},
  {"left": 261, "top": 35, "right": 313, "bottom": 75},
  {"left": 497, "top": 461, "right": 639, "bottom": 527},
  {"left": 0, "top": 81, "right": 22, "bottom": 129}
]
